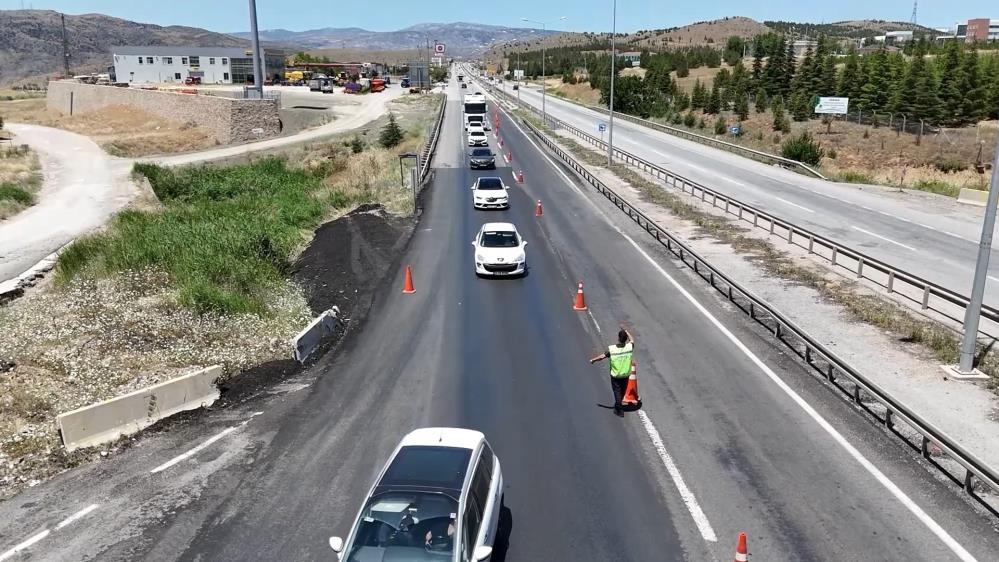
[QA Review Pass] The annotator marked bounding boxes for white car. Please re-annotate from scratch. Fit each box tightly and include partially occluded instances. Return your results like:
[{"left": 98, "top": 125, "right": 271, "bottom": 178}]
[
  {"left": 470, "top": 177, "right": 509, "bottom": 210},
  {"left": 467, "top": 130, "right": 488, "bottom": 146},
  {"left": 330, "top": 428, "right": 504, "bottom": 562},
  {"left": 473, "top": 222, "right": 527, "bottom": 277}
]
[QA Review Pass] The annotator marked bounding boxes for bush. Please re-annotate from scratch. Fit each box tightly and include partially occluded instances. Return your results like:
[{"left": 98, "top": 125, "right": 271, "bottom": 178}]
[
  {"left": 932, "top": 158, "right": 968, "bottom": 174},
  {"left": 781, "top": 131, "right": 825, "bottom": 166},
  {"left": 827, "top": 148, "right": 837, "bottom": 159},
  {"left": 683, "top": 111, "right": 697, "bottom": 127},
  {"left": 697, "top": 117, "right": 707, "bottom": 130},
  {"left": 713, "top": 115, "right": 727, "bottom": 135},
  {"left": 348, "top": 136, "right": 364, "bottom": 153},
  {"left": 670, "top": 112, "right": 683, "bottom": 125},
  {"left": 379, "top": 114, "right": 404, "bottom": 148},
  {"left": 837, "top": 170, "right": 875, "bottom": 184},
  {"left": 0, "top": 183, "right": 33, "bottom": 205},
  {"left": 913, "top": 179, "right": 962, "bottom": 197}
]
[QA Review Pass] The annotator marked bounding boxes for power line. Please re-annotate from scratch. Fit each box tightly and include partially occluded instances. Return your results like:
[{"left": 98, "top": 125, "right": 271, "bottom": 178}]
[{"left": 910, "top": 0, "right": 918, "bottom": 25}]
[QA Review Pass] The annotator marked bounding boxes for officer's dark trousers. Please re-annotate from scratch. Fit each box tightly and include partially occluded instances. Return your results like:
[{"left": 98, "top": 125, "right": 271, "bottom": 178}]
[{"left": 609, "top": 376, "right": 628, "bottom": 411}]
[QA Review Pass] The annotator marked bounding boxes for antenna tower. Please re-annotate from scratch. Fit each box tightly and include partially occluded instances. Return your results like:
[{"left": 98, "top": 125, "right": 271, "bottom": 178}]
[{"left": 910, "top": 1, "right": 918, "bottom": 25}]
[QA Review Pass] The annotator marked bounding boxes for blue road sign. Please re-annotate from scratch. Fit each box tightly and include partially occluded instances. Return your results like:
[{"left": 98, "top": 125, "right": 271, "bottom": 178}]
[{"left": 597, "top": 122, "right": 607, "bottom": 132}]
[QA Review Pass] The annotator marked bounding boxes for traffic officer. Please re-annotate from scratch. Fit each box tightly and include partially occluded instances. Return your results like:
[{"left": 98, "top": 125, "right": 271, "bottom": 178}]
[{"left": 589, "top": 326, "right": 635, "bottom": 417}]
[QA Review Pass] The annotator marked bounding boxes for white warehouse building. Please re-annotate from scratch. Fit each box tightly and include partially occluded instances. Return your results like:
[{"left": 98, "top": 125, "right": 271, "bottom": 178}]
[{"left": 111, "top": 46, "right": 287, "bottom": 85}]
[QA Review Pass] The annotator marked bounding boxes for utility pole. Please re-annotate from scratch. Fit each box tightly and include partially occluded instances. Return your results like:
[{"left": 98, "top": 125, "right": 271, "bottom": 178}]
[
  {"left": 248, "top": 0, "right": 264, "bottom": 97},
  {"left": 607, "top": 0, "right": 617, "bottom": 166},
  {"left": 955, "top": 132, "right": 999, "bottom": 376},
  {"left": 61, "top": 13, "right": 71, "bottom": 77}
]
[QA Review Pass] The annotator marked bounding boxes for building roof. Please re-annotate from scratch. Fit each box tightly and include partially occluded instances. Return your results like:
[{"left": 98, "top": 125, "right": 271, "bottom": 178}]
[{"left": 111, "top": 46, "right": 277, "bottom": 57}]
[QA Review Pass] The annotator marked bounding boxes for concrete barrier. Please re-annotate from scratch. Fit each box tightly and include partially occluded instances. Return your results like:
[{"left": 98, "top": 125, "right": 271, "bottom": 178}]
[
  {"left": 957, "top": 188, "right": 989, "bottom": 207},
  {"left": 292, "top": 307, "right": 339, "bottom": 362},
  {"left": 56, "top": 365, "right": 222, "bottom": 452}
]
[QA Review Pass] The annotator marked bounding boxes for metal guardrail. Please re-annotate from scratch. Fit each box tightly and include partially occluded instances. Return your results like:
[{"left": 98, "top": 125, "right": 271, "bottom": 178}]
[
  {"left": 480, "top": 79, "right": 999, "bottom": 515},
  {"left": 516, "top": 84, "right": 825, "bottom": 179},
  {"left": 418, "top": 94, "right": 447, "bottom": 184},
  {"left": 491, "top": 84, "right": 999, "bottom": 338}
]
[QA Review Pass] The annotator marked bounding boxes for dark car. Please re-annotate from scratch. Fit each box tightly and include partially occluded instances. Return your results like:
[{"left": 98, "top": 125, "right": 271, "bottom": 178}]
[
  {"left": 512, "top": 84, "right": 519, "bottom": 90},
  {"left": 461, "top": 83, "right": 467, "bottom": 89},
  {"left": 469, "top": 148, "right": 496, "bottom": 170}
]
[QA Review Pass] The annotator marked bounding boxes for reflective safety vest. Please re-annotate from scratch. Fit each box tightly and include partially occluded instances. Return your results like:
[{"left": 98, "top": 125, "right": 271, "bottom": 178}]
[{"left": 608, "top": 342, "right": 634, "bottom": 378}]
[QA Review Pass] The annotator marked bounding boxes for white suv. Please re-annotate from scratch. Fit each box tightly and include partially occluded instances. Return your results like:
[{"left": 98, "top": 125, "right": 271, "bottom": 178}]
[
  {"left": 472, "top": 222, "right": 527, "bottom": 277},
  {"left": 470, "top": 177, "right": 509, "bottom": 210},
  {"left": 330, "top": 428, "right": 504, "bottom": 562}
]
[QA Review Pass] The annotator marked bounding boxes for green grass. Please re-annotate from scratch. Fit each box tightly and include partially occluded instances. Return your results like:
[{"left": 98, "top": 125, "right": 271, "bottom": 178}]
[
  {"left": 835, "top": 170, "right": 875, "bottom": 184},
  {"left": 911, "top": 179, "right": 962, "bottom": 198},
  {"left": 56, "top": 157, "right": 330, "bottom": 315},
  {"left": 0, "top": 183, "right": 34, "bottom": 205}
]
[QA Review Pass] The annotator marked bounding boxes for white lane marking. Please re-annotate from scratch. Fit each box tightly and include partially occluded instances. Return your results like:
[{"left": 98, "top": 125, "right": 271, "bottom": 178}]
[
  {"left": 944, "top": 231, "right": 976, "bottom": 243},
  {"left": 638, "top": 410, "right": 717, "bottom": 542},
  {"left": 774, "top": 197, "right": 815, "bottom": 213},
  {"left": 150, "top": 412, "right": 263, "bottom": 474},
  {"left": 55, "top": 504, "right": 99, "bottom": 530},
  {"left": 497, "top": 100, "right": 979, "bottom": 561},
  {"left": 0, "top": 530, "right": 51, "bottom": 561},
  {"left": 851, "top": 226, "right": 918, "bottom": 252},
  {"left": 988, "top": 276, "right": 999, "bottom": 284},
  {"left": 586, "top": 310, "right": 603, "bottom": 336},
  {"left": 918, "top": 223, "right": 939, "bottom": 231}
]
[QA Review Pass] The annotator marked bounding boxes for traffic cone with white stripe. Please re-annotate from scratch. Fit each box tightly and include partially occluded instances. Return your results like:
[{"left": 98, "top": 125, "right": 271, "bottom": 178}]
[
  {"left": 622, "top": 360, "right": 640, "bottom": 406},
  {"left": 733, "top": 532, "right": 748, "bottom": 562},
  {"left": 572, "top": 281, "right": 587, "bottom": 311}
]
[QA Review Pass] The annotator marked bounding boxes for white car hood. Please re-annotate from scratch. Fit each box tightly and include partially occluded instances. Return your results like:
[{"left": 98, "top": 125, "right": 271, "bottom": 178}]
[
  {"left": 477, "top": 245, "right": 524, "bottom": 262},
  {"left": 473, "top": 189, "right": 507, "bottom": 199}
]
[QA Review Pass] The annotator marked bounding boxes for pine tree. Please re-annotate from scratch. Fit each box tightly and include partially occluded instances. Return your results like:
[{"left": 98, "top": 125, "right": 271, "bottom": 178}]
[
  {"left": 751, "top": 38, "right": 765, "bottom": 84},
  {"left": 838, "top": 48, "right": 862, "bottom": 99},
  {"left": 714, "top": 114, "right": 728, "bottom": 135},
  {"left": 762, "top": 36, "right": 787, "bottom": 97},
  {"left": 691, "top": 79, "right": 707, "bottom": 110},
  {"left": 819, "top": 55, "right": 837, "bottom": 97},
  {"left": 379, "top": 114, "right": 404, "bottom": 148},
  {"left": 675, "top": 91, "right": 691, "bottom": 112},
  {"left": 754, "top": 86, "right": 768, "bottom": 113},
  {"left": 936, "top": 40, "right": 965, "bottom": 125},
  {"left": 789, "top": 89, "right": 812, "bottom": 121},
  {"left": 985, "top": 57, "right": 999, "bottom": 119},
  {"left": 772, "top": 100, "right": 788, "bottom": 131},
  {"left": 706, "top": 81, "right": 721, "bottom": 114},
  {"left": 960, "top": 49, "right": 987, "bottom": 123},
  {"left": 782, "top": 41, "right": 797, "bottom": 98},
  {"left": 736, "top": 93, "right": 750, "bottom": 121},
  {"left": 859, "top": 49, "right": 892, "bottom": 112}
]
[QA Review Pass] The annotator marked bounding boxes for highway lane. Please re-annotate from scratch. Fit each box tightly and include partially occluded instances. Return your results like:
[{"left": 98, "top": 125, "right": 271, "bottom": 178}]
[
  {"left": 503, "top": 81, "right": 999, "bottom": 309},
  {"left": 2, "top": 76, "right": 999, "bottom": 561}
]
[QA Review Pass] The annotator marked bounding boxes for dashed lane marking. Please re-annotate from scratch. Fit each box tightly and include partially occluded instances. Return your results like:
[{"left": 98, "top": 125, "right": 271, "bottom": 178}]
[
  {"left": 774, "top": 197, "right": 815, "bottom": 213},
  {"left": 0, "top": 504, "right": 99, "bottom": 561},
  {"left": 149, "top": 412, "right": 263, "bottom": 474},
  {"left": 851, "top": 226, "right": 918, "bottom": 252}
]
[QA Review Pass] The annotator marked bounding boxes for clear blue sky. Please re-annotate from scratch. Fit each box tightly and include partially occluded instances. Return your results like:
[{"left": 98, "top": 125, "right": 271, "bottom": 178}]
[{"left": 1, "top": 0, "right": 994, "bottom": 32}]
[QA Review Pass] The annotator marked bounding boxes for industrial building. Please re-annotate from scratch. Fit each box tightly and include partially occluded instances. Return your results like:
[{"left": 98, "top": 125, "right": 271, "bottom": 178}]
[
  {"left": 111, "top": 46, "right": 287, "bottom": 84},
  {"left": 936, "top": 18, "right": 999, "bottom": 43}
]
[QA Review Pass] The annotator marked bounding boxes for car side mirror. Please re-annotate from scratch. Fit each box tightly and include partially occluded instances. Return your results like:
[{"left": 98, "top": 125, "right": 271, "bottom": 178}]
[
  {"left": 523, "top": 241, "right": 528, "bottom": 246},
  {"left": 329, "top": 536, "right": 344, "bottom": 553},
  {"left": 473, "top": 545, "right": 493, "bottom": 561}
]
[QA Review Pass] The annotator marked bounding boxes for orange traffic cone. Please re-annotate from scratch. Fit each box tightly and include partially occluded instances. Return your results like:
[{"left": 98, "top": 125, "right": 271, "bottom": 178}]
[
  {"left": 402, "top": 265, "right": 416, "bottom": 294},
  {"left": 622, "top": 360, "right": 640, "bottom": 406},
  {"left": 733, "top": 532, "right": 748, "bottom": 562},
  {"left": 573, "top": 281, "right": 587, "bottom": 311},
  {"left": 535, "top": 199, "right": 543, "bottom": 216}
]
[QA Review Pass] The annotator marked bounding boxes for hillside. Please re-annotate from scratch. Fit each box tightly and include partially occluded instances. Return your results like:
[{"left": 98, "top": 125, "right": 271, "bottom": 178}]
[
  {"left": 232, "top": 22, "right": 560, "bottom": 56},
  {"left": 0, "top": 9, "right": 247, "bottom": 85},
  {"left": 764, "top": 20, "right": 939, "bottom": 39},
  {"left": 628, "top": 16, "right": 771, "bottom": 49}
]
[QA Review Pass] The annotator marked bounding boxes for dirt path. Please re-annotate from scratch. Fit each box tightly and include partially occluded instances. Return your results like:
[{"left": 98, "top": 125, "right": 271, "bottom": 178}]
[{"left": 0, "top": 124, "right": 134, "bottom": 284}]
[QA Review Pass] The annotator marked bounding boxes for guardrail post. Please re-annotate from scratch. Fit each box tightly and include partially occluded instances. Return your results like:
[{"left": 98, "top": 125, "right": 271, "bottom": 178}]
[
  {"left": 826, "top": 365, "right": 835, "bottom": 382},
  {"left": 965, "top": 471, "right": 975, "bottom": 493},
  {"left": 857, "top": 258, "right": 864, "bottom": 278},
  {"left": 775, "top": 323, "right": 782, "bottom": 338},
  {"left": 887, "top": 271, "right": 895, "bottom": 293},
  {"left": 753, "top": 211, "right": 758, "bottom": 227},
  {"left": 709, "top": 271, "right": 715, "bottom": 287},
  {"left": 805, "top": 346, "right": 812, "bottom": 363},
  {"left": 853, "top": 384, "right": 862, "bottom": 403},
  {"left": 749, "top": 302, "right": 755, "bottom": 318},
  {"left": 921, "top": 285, "right": 931, "bottom": 309},
  {"left": 694, "top": 261, "right": 699, "bottom": 274},
  {"left": 712, "top": 193, "right": 717, "bottom": 207},
  {"left": 787, "top": 227, "right": 794, "bottom": 244},
  {"left": 885, "top": 410, "right": 893, "bottom": 430},
  {"left": 921, "top": 436, "right": 930, "bottom": 459},
  {"left": 831, "top": 247, "right": 838, "bottom": 266},
  {"left": 769, "top": 218, "right": 775, "bottom": 235},
  {"left": 808, "top": 235, "right": 814, "bottom": 254},
  {"left": 701, "top": 190, "right": 706, "bottom": 202},
  {"left": 738, "top": 206, "right": 743, "bottom": 220}
]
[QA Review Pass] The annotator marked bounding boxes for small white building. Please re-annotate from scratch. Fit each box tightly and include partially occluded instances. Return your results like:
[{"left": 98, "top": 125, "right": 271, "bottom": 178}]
[{"left": 111, "top": 46, "right": 287, "bottom": 85}]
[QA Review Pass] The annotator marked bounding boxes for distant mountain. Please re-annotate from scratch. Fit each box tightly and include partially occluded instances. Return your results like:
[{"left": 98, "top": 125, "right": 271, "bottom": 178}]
[
  {"left": 764, "top": 20, "right": 940, "bottom": 39},
  {"left": 230, "top": 22, "right": 560, "bottom": 55},
  {"left": 0, "top": 9, "right": 247, "bottom": 85}
]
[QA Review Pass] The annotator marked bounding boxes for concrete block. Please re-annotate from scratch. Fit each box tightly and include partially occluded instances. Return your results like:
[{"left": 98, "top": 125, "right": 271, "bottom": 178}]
[
  {"left": 292, "top": 307, "right": 340, "bottom": 362},
  {"left": 957, "top": 188, "right": 989, "bottom": 207},
  {"left": 56, "top": 365, "right": 222, "bottom": 452}
]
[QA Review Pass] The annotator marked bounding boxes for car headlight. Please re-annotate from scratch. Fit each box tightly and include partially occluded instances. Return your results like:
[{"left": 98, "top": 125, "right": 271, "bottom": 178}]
[
  {"left": 476, "top": 254, "right": 486, "bottom": 262},
  {"left": 515, "top": 253, "right": 526, "bottom": 263}
]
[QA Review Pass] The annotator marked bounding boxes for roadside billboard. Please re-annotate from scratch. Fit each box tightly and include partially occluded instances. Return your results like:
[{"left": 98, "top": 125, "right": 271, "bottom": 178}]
[{"left": 814, "top": 96, "right": 849, "bottom": 115}]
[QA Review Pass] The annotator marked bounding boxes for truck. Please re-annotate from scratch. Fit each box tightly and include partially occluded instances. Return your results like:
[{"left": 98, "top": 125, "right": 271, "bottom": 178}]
[
  {"left": 463, "top": 93, "right": 487, "bottom": 131},
  {"left": 458, "top": 74, "right": 464, "bottom": 82},
  {"left": 370, "top": 78, "right": 386, "bottom": 93}
]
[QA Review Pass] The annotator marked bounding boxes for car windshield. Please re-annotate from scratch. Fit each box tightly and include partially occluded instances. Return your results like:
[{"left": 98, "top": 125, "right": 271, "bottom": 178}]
[
  {"left": 470, "top": 149, "right": 492, "bottom": 157},
  {"left": 470, "top": 132, "right": 485, "bottom": 137},
  {"left": 476, "top": 178, "right": 503, "bottom": 190},
  {"left": 343, "top": 491, "right": 459, "bottom": 562},
  {"left": 480, "top": 231, "right": 519, "bottom": 247}
]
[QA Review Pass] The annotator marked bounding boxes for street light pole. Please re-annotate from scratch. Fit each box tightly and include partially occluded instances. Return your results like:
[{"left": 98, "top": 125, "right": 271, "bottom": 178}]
[
  {"left": 607, "top": 0, "right": 617, "bottom": 166},
  {"left": 956, "top": 133, "right": 999, "bottom": 374},
  {"left": 248, "top": 0, "right": 264, "bottom": 97},
  {"left": 522, "top": 17, "right": 565, "bottom": 124}
]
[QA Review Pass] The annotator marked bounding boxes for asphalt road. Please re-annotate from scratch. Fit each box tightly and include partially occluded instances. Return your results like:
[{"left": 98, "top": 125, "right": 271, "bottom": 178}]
[
  {"left": 2, "top": 76, "right": 999, "bottom": 561},
  {"left": 504, "top": 81, "right": 999, "bottom": 310}
]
